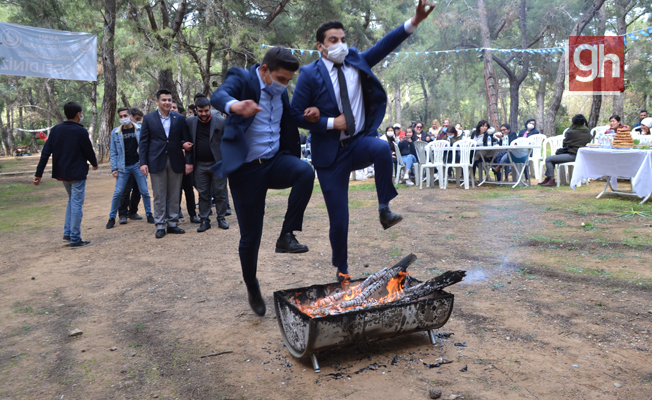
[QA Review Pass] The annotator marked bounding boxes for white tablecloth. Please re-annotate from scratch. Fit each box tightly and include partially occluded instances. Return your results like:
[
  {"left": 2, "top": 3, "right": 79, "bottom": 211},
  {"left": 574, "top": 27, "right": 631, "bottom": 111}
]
[{"left": 571, "top": 148, "right": 652, "bottom": 198}]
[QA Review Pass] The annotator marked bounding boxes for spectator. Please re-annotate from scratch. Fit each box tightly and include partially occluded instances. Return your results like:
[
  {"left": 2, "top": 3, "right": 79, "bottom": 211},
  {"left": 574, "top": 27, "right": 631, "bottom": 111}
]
[
  {"left": 470, "top": 120, "right": 499, "bottom": 180},
  {"left": 518, "top": 119, "right": 539, "bottom": 137},
  {"left": 429, "top": 119, "right": 441, "bottom": 137},
  {"left": 413, "top": 121, "right": 430, "bottom": 141},
  {"left": 436, "top": 118, "right": 452, "bottom": 140},
  {"left": 633, "top": 110, "right": 648, "bottom": 128},
  {"left": 33, "top": 101, "right": 99, "bottom": 248},
  {"left": 380, "top": 126, "right": 398, "bottom": 174},
  {"left": 637, "top": 117, "right": 652, "bottom": 135},
  {"left": 494, "top": 123, "right": 529, "bottom": 181},
  {"left": 187, "top": 104, "right": 197, "bottom": 117},
  {"left": 539, "top": 114, "right": 592, "bottom": 187},
  {"left": 605, "top": 114, "right": 629, "bottom": 134},
  {"left": 454, "top": 123, "right": 464, "bottom": 137},
  {"left": 118, "top": 108, "right": 146, "bottom": 221},
  {"left": 394, "top": 123, "right": 405, "bottom": 140},
  {"left": 444, "top": 121, "right": 463, "bottom": 164},
  {"left": 106, "top": 107, "right": 154, "bottom": 229},
  {"left": 398, "top": 127, "right": 418, "bottom": 186}
]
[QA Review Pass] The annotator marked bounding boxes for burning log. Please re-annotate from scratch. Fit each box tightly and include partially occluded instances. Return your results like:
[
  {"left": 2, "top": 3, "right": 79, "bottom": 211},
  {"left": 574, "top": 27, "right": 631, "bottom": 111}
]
[
  {"left": 396, "top": 270, "right": 467, "bottom": 304},
  {"left": 299, "top": 255, "right": 417, "bottom": 316}
]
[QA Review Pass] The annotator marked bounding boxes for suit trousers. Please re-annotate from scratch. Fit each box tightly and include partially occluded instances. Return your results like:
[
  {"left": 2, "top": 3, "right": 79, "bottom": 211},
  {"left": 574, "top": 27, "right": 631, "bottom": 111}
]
[
  {"left": 315, "top": 136, "right": 398, "bottom": 270},
  {"left": 229, "top": 152, "right": 314, "bottom": 290},
  {"left": 195, "top": 161, "right": 227, "bottom": 220},
  {"left": 150, "top": 159, "right": 183, "bottom": 229},
  {"left": 180, "top": 172, "right": 197, "bottom": 216}
]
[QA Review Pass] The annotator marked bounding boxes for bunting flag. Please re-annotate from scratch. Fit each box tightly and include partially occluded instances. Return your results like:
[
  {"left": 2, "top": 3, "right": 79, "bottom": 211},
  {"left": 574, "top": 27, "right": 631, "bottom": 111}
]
[{"left": 260, "top": 26, "right": 651, "bottom": 59}]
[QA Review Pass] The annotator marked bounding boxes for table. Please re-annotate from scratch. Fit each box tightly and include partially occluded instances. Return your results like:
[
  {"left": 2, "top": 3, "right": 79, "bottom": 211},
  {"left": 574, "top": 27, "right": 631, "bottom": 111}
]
[
  {"left": 475, "top": 145, "right": 542, "bottom": 189},
  {"left": 570, "top": 148, "right": 652, "bottom": 204}
]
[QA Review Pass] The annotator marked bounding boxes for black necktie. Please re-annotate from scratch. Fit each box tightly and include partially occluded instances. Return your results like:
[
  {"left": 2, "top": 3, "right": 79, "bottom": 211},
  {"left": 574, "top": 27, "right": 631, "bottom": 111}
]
[{"left": 335, "top": 64, "right": 356, "bottom": 137}]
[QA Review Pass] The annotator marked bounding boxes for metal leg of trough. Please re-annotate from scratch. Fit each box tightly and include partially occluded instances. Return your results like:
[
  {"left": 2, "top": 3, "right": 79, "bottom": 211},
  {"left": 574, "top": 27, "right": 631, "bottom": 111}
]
[
  {"left": 311, "top": 353, "right": 321, "bottom": 373},
  {"left": 428, "top": 329, "right": 437, "bottom": 345}
]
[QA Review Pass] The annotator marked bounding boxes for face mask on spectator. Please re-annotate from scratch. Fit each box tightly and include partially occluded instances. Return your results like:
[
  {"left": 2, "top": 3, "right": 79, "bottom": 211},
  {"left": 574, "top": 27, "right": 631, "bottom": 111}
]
[
  {"left": 323, "top": 42, "right": 348, "bottom": 64},
  {"left": 442, "top": 126, "right": 448, "bottom": 132},
  {"left": 527, "top": 123, "right": 535, "bottom": 130},
  {"left": 120, "top": 117, "right": 131, "bottom": 126}
]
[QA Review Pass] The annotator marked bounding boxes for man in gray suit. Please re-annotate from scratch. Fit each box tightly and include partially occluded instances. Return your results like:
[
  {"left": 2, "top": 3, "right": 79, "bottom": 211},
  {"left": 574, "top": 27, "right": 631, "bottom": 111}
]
[
  {"left": 184, "top": 96, "right": 229, "bottom": 232},
  {"left": 139, "top": 88, "right": 192, "bottom": 238}
]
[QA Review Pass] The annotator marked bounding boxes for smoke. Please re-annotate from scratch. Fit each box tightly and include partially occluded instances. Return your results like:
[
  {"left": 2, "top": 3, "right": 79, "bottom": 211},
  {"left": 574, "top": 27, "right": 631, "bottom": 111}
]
[{"left": 463, "top": 269, "right": 489, "bottom": 283}]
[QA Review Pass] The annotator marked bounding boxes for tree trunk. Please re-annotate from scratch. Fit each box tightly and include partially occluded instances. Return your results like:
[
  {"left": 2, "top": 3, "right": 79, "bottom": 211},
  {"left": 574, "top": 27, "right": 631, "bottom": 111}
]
[
  {"left": 543, "top": 0, "right": 607, "bottom": 137},
  {"left": 612, "top": 0, "right": 629, "bottom": 118},
  {"left": 44, "top": 79, "right": 64, "bottom": 124},
  {"left": 536, "top": 75, "right": 547, "bottom": 127},
  {"left": 477, "top": 0, "right": 501, "bottom": 128},
  {"left": 89, "top": 81, "right": 99, "bottom": 144},
  {"left": 0, "top": 111, "right": 7, "bottom": 156},
  {"left": 419, "top": 73, "right": 429, "bottom": 123},
  {"left": 588, "top": 4, "right": 607, "bottom": 130},
  {"left": 98, "top": 0, "right": 117, "bottom": 163},
  {"left": 120, "top": 90, "right": 131, "bottom": 108}
]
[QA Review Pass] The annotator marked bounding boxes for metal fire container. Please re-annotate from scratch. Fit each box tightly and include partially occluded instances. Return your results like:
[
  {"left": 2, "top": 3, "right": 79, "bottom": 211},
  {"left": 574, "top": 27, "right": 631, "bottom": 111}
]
[{"left": 274, "top": 276, "right": 455, "bottom": 372}]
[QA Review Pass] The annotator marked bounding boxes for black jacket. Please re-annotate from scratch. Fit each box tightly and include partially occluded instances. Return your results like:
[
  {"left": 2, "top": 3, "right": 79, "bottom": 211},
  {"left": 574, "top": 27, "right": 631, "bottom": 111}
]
[
  {"left": 563, "top": 125, "right": 593, "bottom": 155},
  {"left": 35, "top": 121, "right": 98, "bottom": 181},
  {"left": 139, "top": 110, "right": 191, "bottom": 174},
  {"left": 398, "top": 140, "right": 418, "bottom": 158},
  {"left": 186, "top": 111, "right": 225, "bottom": 164}
]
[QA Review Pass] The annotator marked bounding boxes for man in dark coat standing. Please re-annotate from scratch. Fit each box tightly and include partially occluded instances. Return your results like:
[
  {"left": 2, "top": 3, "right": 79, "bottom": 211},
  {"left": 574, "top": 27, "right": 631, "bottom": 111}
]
[
  {"left": 183, "top": 96, "right": 229, "bottom": 232},
  {"left": 139, "top": 88, "right": 192, "bottom": 239},
  {"left": 34, "top": 101, "right": 98, "bottom": 249},
  {"left": 290, "top": 0, "right": 435, "bottom": 281},
  {"left": 210, "top": 47, "right": 316, "bottom": 316}
]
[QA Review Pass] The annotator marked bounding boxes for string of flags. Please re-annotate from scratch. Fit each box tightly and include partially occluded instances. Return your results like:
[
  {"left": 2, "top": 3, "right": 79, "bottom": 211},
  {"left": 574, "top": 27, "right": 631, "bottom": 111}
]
[{"left": 261, "top": 26, "right": 652, "bottom": 58}]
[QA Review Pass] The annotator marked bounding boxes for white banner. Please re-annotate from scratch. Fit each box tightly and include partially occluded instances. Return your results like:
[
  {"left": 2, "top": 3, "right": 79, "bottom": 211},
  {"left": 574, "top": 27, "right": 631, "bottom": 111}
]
[{"left": 0, "top": 22, "right": 97, "bottom": 81}]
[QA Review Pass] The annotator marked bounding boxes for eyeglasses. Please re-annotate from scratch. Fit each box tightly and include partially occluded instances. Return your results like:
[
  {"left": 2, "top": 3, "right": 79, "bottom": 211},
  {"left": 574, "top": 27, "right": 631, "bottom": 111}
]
[{"left": 415, "top": 126, "right": 423, "bottom": 129}]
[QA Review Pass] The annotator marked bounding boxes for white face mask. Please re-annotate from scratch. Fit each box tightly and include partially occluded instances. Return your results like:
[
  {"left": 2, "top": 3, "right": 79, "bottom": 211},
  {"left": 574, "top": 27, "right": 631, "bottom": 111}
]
[
  {"left": 527, "top": 123, "right": 535, "bottom": 130},
  {"left": 323, "top": 42, "right": 348, "bottom": 64},
  {"left": 79, "top": 113, "right": 84, "bottom": 123},
  {"left": 387, "top": 132, "right": 394, "bottom": 137},
  {"left": 120, "top": 117, "right": 132, "bottom": 126}
]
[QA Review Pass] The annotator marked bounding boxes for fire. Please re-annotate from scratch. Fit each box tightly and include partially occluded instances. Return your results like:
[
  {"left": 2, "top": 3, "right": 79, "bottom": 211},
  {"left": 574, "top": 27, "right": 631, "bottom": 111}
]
[{"left": 291, "top": 272, "right": 410, "bottom": 318}]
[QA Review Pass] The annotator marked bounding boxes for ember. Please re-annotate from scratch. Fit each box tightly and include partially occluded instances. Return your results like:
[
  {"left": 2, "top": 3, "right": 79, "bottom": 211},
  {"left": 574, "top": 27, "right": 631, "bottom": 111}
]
[{"left": 290, "top": 254, "right": 466, "bottom": 318}]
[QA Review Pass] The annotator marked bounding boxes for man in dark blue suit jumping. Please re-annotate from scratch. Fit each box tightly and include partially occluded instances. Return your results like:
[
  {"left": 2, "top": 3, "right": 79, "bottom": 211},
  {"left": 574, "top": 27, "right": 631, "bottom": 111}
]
[
  {"left": 211, "top": 47, "right": 316, "bottom": 316},
  {"left": 291, "top": 0, "right": 435, "bottom": 281}
]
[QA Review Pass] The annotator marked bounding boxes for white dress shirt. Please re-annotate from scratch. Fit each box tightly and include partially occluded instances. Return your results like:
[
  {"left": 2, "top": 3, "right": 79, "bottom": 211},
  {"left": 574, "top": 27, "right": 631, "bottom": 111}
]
[
  {"left": 325, "top": 19, "right": 417, "bottom": 141},
  {"left": 158, "top": 110, "right": 171, "bottom": 138}
]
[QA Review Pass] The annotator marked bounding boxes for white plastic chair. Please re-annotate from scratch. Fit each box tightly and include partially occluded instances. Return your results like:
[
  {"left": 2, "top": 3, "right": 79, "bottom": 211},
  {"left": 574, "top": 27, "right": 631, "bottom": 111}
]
[
  {"left": 590, "top": 126, "right": 608, "bottom": 144},
  {"left": 506, "top": 137, "right": 532, "bottom": 185},
  {"left": 419, "top": 140, "right": 449, "bottom": 189},
  {"left": 443, "top": 139, "right": 476, "bottom": 190},
  {"left": 539, "top": 136, "right": 562, "bottom": 181},
  {"left": 414, "top": 140, "right": 428, "bottom": 182},
  {"left": 526, "top": 134, "right": 546, "bottom": 181}
]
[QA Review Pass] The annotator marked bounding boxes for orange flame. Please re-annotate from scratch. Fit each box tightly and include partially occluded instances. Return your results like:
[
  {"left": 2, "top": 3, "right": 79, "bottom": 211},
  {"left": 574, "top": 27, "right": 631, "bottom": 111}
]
[{"left": 291, "top": 272, "right": 410, "bottom": 318}]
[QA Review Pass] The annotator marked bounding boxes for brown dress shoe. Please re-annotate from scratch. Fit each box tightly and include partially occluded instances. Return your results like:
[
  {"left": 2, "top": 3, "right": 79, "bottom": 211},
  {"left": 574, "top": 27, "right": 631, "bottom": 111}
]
[
  {"left": 540, "top": 178, "right": 556, "bottom": 187},
  {"left": 538, "top": 176, "right": 551, "bottom": 186}
]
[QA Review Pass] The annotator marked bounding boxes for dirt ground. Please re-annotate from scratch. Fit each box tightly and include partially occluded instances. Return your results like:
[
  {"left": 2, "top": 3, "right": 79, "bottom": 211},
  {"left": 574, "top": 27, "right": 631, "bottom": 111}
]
[{"left": 1, "top": 155, "right": 651, "bottom": 400}]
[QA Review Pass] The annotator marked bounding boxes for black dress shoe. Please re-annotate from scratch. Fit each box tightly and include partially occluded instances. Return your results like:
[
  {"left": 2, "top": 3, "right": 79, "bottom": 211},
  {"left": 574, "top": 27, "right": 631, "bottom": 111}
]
[
  {"left": 225, "top": 207, "right": 232, "bottom": 216},
  {"left": 275, "top": 232, "right": 308, "bottom": 253},
  {"left": 106, "top": 218, "right": 115, "bottom": 229},
  {"left": 189, "top": 215, "right": 201, "bottom": 223},
  {"left": 217, "top": 219, "right": 229, "bottom": 230},
  {"left": 247, "top": 279, "right": 266, "bottom": 316},
  {"left": 119, "top": 215, "right": 128, "bottom": 224},
  {"left": 147, "top": 215, "right": 155, "bottom": 224},
  {"left": 379, "top": 207, "right": 403, "bottom": 230},
  {"left": 128, "top": 213, "right": 143, "bottom": 220},
  {"left": 197, "top": 220, "right": 211, "bottom": 232},
  {"left": 62, "top": 235, "right": 70, "bottom": 242},
  {"left": 155, "top": 229, "right": 166, "bottom": 238},
  {"left": 167, "top": 226, "right": 185, "bottom": 234}
]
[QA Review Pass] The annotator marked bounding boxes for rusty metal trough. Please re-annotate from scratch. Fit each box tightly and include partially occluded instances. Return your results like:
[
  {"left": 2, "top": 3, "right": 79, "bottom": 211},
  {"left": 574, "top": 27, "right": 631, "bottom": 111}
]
[{"left": 274, "top": 275, "right": 455, "bottom": 372}]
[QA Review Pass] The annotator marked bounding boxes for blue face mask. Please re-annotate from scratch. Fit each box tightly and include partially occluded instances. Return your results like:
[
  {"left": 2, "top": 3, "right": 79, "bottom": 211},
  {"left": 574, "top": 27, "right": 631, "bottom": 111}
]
[
  {"left": 263, "top": 72, "right": 288, "bottom": 97},
  {"left": 442, "top": 126, "right": 448, "bottom": 132}
]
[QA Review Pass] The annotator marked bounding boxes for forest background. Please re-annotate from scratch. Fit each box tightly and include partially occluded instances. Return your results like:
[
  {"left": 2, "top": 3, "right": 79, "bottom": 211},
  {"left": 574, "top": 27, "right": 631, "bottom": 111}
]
[{"left": 0, "top": 0, "right": 650, "bottom": 162}]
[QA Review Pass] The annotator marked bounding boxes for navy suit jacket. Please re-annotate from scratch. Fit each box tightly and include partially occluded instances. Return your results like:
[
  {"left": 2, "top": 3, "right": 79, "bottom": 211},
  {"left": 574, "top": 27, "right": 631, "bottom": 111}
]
[
  {"left": 139, "top": 110, "right": 191, "bottom": 174},
  {"left": 210, "top": 64, "right": 301, "bottom": 178},
  {"left": 290, "top": 24, "right": 411, "bottom": 169}
]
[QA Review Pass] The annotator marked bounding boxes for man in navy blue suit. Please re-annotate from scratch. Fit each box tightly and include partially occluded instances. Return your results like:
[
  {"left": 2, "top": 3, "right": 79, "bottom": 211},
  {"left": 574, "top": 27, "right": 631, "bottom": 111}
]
[
  {"left": 291, "top": 0, "right": 435, "bottom": 281},
  {"left": 210, "top": 47, "right": 317, "bottom": 316},
  {"left": 139, "top": 88, "right": 193, "bottom": 239}
]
